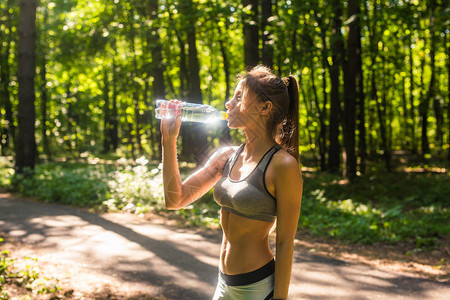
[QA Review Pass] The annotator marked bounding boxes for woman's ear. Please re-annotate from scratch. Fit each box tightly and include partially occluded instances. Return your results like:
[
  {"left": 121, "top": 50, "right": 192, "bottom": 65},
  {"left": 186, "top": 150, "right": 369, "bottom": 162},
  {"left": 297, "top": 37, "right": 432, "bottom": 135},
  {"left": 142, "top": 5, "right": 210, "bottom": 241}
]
[{"left": 260, "top": 100, "right": 273, "bottom": 116}]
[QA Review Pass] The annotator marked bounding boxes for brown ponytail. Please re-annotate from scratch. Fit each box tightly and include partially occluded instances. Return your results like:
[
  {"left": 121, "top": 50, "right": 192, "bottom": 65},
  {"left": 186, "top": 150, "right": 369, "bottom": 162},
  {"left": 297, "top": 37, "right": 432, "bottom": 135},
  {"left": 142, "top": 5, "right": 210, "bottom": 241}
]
[
  {"left": 278, "top": 75, "right": 300, "bottom": 162},
  {"left": 242, "top": 66, "right": 300, "bottom": 162}
]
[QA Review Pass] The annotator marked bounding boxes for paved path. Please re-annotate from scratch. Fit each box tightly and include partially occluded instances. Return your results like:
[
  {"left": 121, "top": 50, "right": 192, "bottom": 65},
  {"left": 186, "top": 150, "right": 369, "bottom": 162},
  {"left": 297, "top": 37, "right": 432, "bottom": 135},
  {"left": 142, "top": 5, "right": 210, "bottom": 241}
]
[{"left": 1, "top": 194, "right": 449, "bottom": 299}]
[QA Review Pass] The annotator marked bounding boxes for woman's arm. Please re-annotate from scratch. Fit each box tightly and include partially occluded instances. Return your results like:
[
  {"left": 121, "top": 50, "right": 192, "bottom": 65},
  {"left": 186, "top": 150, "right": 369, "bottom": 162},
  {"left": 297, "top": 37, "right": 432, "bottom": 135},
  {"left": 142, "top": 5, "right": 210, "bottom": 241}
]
[
  {"left": 161, "top": 113, "right": 234, "bottom": 209},
  {"left": 273, "top": 153, "right": 303, "bottom": 299}
]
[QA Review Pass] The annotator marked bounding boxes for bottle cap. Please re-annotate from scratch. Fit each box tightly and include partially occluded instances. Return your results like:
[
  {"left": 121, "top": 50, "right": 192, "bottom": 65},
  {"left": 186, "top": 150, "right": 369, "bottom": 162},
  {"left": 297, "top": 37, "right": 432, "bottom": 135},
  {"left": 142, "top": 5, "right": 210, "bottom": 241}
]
[{"left": 220, "top": 111, "right": 228, "bottom": 120}]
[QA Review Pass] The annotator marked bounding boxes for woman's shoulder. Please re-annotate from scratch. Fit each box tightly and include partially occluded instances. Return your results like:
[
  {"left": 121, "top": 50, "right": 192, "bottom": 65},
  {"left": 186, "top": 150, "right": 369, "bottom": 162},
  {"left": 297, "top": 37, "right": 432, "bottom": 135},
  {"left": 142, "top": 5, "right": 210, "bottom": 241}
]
[
  {"left": 271, "top": 149, "right": 301, "bottom": 175},
  {"left": 271, "top": 149, "right": 303, "bottom": 189},
  {"left": 213, "top": 145, "right": 240, "bottom": 159},
  {"left": 271, "top": 148, "right": 301, "bottom": 173},
  {"left": 205, "top": 145, "right": 240, "bottom": 171}
]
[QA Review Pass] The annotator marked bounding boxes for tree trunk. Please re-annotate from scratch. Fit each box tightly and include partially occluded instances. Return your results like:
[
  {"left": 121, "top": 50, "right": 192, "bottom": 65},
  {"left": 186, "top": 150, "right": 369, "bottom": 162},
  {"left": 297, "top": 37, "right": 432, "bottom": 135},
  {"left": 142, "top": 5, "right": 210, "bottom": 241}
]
[
  {"left": 299, "top": 75, "right": 316, "bottom": 159},
  {"left": 446, "top": 31, "right": 450, "bottom": 160},
  {"left": 217, "top": 18, "right": 231, "bottom": 146},
  {"left": 243, "top": 0, "right": 259, "bottom": 69},
  {"left": 127, "top": 11, "right": 143, "bottom": 154},
  {"left": 342, "top": 0, "right": 359, "bottom": 178},
  {"left": 37, "top": 5, "right": 50, "bottom": 160},
  {"left": 16, "top": 0, "right": 37, "bottom": 174},
  {"left": 408, "top": 33, "right": 417, "bottom": 154},
  {"left": 111, "top": 56, "right": 119, "bottom": 150},
  {"left": 0, "top": 0, "right": 15, "bottom": 154},
  {"left": 147, "top": 0, "right": 166, "bottom": 160},
  {"left": 376, "top": 48, "right": 391, "bottom": 171},
  {"left": 39, "top": 47, "right": 50, "bottom": 160},
  {"left": 103, "top": 69, "right": 111, "bottom": 153},
  {"left": 180, "top": 0, "right": 207, "bottom": 165},
  {"left": 431, "top": 42, "right": 443, "bottom": 150},
  {"left": 261, "top": 0, "right": 273, "bottom": 69},
  {"left": 355, "top": 16, "right": 366, "bottom": 174},
  {"left": 314, "top": 9, "right": 330, "bottom": 172},
  {"left": 420, "top": 35, "right": 431, "bottom": 156},
  {"left": 310, "top": 60, "right": 326, "bottom": 171},
  {"left": 167, "top": 8, "right": 188, "bottom": 97},
  {"left": 425, "top": 33, "right": 437, "bottom": 155},
  {"left": 328, "top": 0, "right": 344, "bottom": 173}
]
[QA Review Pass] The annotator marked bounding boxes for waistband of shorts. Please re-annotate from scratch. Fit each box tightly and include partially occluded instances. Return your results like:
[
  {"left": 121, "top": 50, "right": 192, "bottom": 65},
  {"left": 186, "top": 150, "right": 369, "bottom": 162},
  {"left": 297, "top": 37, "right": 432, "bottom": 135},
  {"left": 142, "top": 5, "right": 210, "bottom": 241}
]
[{"left": 219, "top": 259, "right": 275, "bottom": 286}]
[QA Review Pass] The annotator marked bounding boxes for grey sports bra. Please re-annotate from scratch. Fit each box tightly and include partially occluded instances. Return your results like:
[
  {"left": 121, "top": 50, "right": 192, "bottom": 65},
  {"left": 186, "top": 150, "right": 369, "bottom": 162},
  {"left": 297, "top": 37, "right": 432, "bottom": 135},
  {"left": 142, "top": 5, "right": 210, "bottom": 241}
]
[{"left": 213, "top": 143, "right": 281, "bottom": 222}]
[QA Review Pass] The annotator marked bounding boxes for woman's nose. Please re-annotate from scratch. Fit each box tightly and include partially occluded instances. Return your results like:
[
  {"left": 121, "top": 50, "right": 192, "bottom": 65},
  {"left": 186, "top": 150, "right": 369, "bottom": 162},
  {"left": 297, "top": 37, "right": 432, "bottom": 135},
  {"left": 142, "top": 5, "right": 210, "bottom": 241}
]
[{"left": 225, "top": 99, "right": 234, "bottom": 110}]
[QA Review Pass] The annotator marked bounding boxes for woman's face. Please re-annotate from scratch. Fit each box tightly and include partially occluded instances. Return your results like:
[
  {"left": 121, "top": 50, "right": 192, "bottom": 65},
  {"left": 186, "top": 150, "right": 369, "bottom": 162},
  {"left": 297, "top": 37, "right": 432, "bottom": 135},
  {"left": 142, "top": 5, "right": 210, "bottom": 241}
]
[{"left": 225, "top": 80, "right": 264, "bottom": 129}]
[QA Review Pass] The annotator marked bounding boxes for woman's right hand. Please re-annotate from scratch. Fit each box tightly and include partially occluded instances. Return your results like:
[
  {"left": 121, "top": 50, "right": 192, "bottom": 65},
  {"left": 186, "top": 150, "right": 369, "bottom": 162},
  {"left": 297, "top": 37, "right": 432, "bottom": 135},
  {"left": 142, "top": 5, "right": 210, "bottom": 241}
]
[{"left": 160, "top": 100, "right": 182, "bottom": 143}]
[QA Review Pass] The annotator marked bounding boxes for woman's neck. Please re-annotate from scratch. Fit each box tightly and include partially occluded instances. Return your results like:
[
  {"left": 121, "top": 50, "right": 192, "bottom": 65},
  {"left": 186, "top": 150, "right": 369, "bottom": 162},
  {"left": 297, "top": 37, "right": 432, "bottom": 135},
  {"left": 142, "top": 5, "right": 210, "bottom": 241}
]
[{"left": 242, "top": 129, "right": 277, "bottom": 160}]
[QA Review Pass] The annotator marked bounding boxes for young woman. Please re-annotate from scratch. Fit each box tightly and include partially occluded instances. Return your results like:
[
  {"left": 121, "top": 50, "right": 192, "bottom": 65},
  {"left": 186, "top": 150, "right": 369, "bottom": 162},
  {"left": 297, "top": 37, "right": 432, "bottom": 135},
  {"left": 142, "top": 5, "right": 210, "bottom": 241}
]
[{"left": 161, "top": 65, "right": 303, "bottom": 300}]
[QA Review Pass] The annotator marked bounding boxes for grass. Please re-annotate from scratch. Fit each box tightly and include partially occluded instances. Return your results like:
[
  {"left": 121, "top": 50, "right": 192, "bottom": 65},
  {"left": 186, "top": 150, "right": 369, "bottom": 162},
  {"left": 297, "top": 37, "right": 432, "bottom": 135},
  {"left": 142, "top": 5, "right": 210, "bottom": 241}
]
[
  {"left": 1, "top": 156, "right": 449, "bottom": 249},
  {"left": 0, "top": 237, "right": 64, "bottom": 300}
]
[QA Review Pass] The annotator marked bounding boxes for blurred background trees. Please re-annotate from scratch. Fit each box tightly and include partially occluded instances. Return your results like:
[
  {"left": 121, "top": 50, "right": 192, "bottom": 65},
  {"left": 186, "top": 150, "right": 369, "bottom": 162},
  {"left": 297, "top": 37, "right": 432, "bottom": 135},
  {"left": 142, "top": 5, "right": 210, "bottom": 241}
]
[{"left": 1, "top": 0, "right": 449, "bottom": 177}]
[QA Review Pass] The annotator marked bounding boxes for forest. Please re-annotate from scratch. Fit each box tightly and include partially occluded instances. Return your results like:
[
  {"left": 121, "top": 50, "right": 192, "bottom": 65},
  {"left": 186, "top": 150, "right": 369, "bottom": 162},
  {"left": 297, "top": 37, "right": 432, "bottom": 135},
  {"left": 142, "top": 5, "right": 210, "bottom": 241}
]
[
  {"left": 1, "top": 0, "right": 448, "bottom": 176},
  {"left": 1, "top": 1, "right": 450, "bottom": 298},
  {"left": 0, "top": 0, "right": 449, "bottom": 252}
]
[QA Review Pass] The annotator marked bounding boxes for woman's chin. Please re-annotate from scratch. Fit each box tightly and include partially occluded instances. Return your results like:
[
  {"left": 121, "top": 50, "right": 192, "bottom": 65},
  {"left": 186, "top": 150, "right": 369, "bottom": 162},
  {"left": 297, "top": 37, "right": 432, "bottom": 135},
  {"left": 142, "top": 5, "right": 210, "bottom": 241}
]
[{"left": 226, "top": 120, "right": 238, "bottom": 129}]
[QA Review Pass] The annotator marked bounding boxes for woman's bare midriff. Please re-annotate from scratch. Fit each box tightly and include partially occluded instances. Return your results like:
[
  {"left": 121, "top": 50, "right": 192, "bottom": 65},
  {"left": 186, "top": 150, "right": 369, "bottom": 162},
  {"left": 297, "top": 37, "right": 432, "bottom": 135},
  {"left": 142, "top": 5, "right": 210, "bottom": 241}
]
[{"left": 219, "top": 209, "right": 275, "bottom": 275}]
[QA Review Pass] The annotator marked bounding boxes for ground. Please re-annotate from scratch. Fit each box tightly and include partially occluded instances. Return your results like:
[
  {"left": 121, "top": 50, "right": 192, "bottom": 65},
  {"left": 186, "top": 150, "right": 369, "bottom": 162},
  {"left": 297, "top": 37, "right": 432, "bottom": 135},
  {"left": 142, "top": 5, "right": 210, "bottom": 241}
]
[{"left": 0, "top": 193, "right": 449, "bottom": 299}]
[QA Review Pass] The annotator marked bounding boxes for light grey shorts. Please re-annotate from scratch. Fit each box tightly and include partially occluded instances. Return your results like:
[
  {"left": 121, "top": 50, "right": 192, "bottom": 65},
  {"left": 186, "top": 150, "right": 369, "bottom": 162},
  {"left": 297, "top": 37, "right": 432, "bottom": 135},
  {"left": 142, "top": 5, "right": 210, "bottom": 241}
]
[{"left": 212, "top": 259, "right": 274, "bottom": 300}]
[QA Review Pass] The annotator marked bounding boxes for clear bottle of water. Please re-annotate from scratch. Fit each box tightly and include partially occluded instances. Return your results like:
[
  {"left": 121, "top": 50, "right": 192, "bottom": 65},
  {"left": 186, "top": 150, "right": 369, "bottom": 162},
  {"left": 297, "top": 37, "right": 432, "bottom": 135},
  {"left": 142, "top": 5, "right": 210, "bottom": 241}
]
[{"left": 155, "top": 99, "right": 228, "bottom": 123}]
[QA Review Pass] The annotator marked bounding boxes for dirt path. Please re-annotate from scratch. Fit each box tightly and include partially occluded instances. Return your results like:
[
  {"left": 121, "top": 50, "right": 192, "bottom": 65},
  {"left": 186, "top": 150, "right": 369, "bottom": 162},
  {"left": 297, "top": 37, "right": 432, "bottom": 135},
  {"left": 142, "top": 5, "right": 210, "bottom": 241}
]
[{"left": 1, "top": 194, "right": 449, "bottom": 300}]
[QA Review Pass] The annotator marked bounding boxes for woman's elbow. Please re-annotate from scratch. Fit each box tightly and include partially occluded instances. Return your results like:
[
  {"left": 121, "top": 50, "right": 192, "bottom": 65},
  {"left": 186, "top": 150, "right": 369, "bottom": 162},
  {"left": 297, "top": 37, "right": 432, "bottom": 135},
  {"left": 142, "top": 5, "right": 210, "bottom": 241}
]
[{"left": 164, "top": 194, "right": 182, "bottom": 210}]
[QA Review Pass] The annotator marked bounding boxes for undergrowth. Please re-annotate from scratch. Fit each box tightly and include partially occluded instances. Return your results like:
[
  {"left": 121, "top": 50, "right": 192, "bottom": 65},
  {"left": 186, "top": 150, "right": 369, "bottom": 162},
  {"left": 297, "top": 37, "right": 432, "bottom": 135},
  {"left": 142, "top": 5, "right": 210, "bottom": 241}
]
[
  {"left": 1, "top": 156, "right": 449, "bottom": 249},
  {"left": 0, "top": 237, "right": 63, "bottom": 299}
]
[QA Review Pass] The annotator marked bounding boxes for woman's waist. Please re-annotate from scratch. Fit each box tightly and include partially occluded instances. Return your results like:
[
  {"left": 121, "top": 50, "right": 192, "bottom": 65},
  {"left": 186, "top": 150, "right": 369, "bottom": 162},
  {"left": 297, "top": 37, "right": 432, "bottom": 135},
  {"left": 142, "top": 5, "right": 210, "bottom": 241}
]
[
  {"left": 219, "top": 258, "right": 275, "bottom": 286},
  {"left": 220, "top": 241, "right": 273, "bottom": 275}
]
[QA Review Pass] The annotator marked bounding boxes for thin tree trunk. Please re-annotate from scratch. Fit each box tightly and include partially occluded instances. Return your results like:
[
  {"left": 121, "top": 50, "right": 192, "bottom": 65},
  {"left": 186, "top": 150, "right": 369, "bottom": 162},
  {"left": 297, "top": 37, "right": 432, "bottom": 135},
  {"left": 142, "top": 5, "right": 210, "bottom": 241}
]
[
  {"left": 446, "top": 31, "right": 450, "bottom": 160},
  {"left": 103, "top": 69, "right": 111, "bottom": 153},
  {"left": 16, "top": 0, "right": 37, "bottom": 174},
  {"left": 0, "top": 0, "right": 15, "bottom": 154},
  {"left": 111, "top": 56, "right": 119, "bottom": 150},
  {"left": 355, "top": 17, "right": 365, "bottom": 174},
  {"left": 420, "top": 34, "right": 431, "bottom": 156},
  {"left": 38, "top": 5, "right": 50, "bottom": 160},
  {"left": 261, "top": 0, "right": 273, "bottom": 69},
  {"left": 408, "top": 33, "right": 417, "bottom": 154},
  {"left": 167, "top": 8, "right": 188, "bottom": 97},
  {"left": 328, "top": 0, "right": 344, "bottom": 173},
  {"left": 39, "top": 47, "right": 50, "bottom": 160},
  {"left": 342, "top": 0, "right": 359, "bottom": 178},
  {"left": 432, "top": 45, "right": 443, "bottom": 150},
  {"left": 310, "top": 60, "right": 326, "bottom": 171},
  {"left": 147, "top": 0, "right": 166, "bottom": 160},
  {"left": 181, "top": 0, "right": 207, "bottom": 165},
  {"left": 377, "top": 48, "right": 391, "bottom": 171},
  {"left": 243, "top": 0, "right": 259, "bottom": 68},
  {"left": 314, "top": 9, "right": 330, "bottom": 171},
  {"left": 216, "top": 14, "right": 231, "bottom": 146},
  {"left": 299, "top": 75, "right": 315, "bottom": 159},
  {"left": 127, "top": 12, "right": 143, "bottom": 154}
]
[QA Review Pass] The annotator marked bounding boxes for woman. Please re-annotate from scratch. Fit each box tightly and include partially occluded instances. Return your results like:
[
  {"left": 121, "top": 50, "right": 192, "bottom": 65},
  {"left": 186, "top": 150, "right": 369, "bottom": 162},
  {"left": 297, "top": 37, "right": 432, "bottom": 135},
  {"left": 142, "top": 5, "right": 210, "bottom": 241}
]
[{"left": 161, "top": 65, "right": 303, "bottom": 300}]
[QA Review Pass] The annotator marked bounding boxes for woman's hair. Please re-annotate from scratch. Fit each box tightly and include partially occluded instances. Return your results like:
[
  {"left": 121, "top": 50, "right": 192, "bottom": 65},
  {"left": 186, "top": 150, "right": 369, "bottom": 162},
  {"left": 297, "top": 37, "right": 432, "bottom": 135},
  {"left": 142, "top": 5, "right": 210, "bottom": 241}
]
[{"left": 240, "top": 65, "right": 300, "bottom": 162}]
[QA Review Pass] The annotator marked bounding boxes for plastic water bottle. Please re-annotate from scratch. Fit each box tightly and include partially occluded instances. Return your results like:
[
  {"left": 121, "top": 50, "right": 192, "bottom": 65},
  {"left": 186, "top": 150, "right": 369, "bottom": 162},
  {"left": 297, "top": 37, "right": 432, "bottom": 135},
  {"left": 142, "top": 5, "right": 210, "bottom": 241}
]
[{"left": 155, "top": 99, "right": 228, "bottom": 123}]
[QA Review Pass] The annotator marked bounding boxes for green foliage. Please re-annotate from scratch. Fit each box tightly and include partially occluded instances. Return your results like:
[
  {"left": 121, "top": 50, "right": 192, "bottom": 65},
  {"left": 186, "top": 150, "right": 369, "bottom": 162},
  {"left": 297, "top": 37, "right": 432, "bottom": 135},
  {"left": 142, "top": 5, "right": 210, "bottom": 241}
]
[
  {"left": 0, "top": 238, "right": 62, "bottom": 299},
  {"left": 13, "top": 162, "right": 112, "bottom": 207},
  {"left": 7, "top": 159, "right": 450, "bottom": 248},
  {"left": 300, "top": 172, "right": 450, "bottom": 247},
  {"left": 0, "top": 157, "right": 14, "bottom": 188}
]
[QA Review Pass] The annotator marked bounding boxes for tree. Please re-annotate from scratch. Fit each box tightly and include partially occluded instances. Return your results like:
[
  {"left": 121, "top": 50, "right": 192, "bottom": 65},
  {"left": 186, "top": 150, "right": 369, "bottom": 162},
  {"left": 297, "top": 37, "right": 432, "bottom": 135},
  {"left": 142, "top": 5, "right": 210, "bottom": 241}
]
[
  {"left": 328, "top": 0, "right": 344, "bottom": 173},
  {"left": 342, "top": 0, "right": 360, "bottom": 178},
  {"left": 243, "top": 0, "right": 259, "bottom": 68},
  {"left": 16, "top": 0, "right": 37, "bottom": 173},
  {"left": 261, "top": 0, "right": 274, "bottom": 69},
  {"left": 0, "top": 0, "right": 16, "bottom": 154}
]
